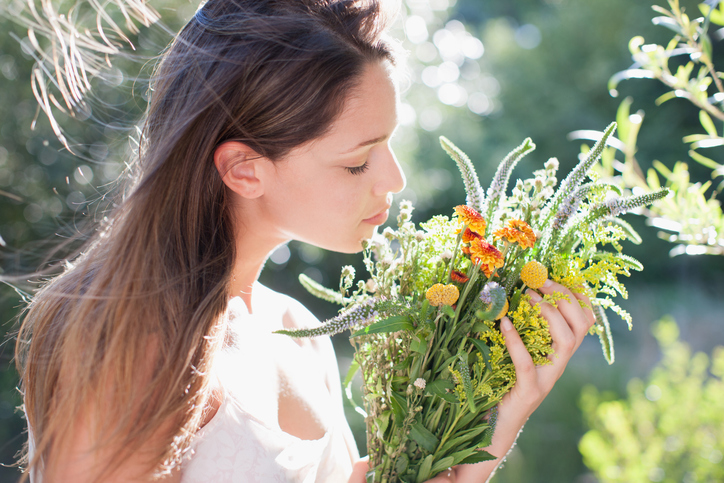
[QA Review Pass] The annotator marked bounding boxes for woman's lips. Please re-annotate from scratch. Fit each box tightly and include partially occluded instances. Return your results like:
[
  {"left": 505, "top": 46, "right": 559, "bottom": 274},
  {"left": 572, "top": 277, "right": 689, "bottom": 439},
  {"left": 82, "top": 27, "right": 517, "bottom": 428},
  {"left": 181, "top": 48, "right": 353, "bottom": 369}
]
[{"left": 363, "top": 208, "right": 390, "bottom": 225}]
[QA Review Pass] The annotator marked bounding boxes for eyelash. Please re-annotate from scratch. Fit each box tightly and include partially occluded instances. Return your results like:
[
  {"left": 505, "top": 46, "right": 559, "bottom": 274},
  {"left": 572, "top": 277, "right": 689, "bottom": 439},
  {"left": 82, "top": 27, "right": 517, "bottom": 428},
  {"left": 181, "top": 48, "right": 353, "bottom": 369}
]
[{"left": 346, "top": 161, "right": 370, "bottom": 176}]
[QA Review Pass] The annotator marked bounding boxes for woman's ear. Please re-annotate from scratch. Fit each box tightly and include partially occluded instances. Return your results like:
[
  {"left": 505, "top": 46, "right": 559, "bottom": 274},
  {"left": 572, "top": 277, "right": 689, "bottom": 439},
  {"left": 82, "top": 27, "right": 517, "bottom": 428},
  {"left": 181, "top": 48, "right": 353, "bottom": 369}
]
[{"left": 214, "top": 141, "right": 266, "bottom": 199}]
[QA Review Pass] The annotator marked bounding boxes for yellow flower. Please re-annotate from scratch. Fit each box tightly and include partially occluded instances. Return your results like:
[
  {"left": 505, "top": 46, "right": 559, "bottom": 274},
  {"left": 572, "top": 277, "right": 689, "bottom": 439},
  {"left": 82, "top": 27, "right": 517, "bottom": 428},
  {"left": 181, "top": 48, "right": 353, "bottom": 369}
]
[
  {"left": 494, "top": 219, "right": 536, "bottom": 249},
  {"left": 469, "top": 238, "right": 504, "bottom": 277},
  {"left": 454, "top": 205, "right": 487, "bottom": 234},
  {"left": 425, "top": 283, "right": 460, "bottom": 306},
  {"left": 520, "top": 260, "right": 548, "bottom": 289}
]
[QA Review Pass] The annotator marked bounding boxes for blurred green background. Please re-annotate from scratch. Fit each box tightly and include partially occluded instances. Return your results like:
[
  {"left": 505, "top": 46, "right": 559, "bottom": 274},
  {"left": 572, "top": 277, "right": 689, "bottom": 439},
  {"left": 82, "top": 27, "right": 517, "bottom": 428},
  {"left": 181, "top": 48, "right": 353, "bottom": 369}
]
[{"left": 1, "top": 0, "right": 722, "bottom": 481}]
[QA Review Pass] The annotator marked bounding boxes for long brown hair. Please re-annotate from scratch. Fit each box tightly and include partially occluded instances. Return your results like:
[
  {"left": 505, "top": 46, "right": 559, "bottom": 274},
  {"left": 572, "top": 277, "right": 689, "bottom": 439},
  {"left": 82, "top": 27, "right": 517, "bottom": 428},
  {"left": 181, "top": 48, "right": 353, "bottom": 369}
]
[{"left": 15, "top": 0, "right": 397, "bottom": 479}]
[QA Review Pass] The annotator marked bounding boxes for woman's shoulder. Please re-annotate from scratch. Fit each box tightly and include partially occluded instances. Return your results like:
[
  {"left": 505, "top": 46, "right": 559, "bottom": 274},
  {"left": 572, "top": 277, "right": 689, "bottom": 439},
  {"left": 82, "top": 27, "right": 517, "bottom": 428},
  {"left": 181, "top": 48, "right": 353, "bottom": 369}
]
[{"left": 252, "top": 282, "right": 323, "bottom": 331}]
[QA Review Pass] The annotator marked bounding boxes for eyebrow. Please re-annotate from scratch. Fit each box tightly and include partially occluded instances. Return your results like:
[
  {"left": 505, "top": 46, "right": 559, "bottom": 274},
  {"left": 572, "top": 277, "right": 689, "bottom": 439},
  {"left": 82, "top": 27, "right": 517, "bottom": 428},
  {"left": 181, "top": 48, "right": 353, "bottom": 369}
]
[{"left": 341, "top": 135, "right": 388, "bottom": 154}]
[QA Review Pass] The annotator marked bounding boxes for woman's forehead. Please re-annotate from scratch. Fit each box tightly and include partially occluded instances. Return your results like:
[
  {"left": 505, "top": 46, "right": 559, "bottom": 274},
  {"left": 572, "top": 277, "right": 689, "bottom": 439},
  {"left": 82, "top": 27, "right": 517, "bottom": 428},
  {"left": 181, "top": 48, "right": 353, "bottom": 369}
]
[{"left": 321, "top": 63, "right": 399, "bottom": 153}]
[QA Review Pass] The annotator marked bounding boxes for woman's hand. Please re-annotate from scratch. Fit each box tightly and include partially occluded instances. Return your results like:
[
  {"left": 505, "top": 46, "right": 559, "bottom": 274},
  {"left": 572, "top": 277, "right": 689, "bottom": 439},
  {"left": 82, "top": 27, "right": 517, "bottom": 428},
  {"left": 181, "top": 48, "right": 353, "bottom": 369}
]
[
  {"left": 499, "top": 279, "right": 595, "bottom": 415},
  {"left": 453, "top": 280, "right": 596, "bottom": 483},
  {"left": 349, "top": 457, "right": 370, "bottom": 483}
]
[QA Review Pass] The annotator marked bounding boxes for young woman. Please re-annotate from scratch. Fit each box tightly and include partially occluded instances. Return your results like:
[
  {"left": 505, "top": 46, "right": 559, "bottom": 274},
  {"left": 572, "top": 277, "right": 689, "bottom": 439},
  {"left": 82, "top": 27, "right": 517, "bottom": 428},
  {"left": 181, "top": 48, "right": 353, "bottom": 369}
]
[{"left": 14, "top": 0, "right": 595, "bottom": 481}]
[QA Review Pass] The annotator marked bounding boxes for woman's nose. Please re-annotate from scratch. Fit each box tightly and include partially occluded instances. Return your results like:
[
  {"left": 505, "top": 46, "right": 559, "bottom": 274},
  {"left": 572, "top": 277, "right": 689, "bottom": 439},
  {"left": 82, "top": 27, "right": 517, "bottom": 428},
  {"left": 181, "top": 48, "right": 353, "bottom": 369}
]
[{"left": 373, "top": 145, "right": 406, "bottom": 196}]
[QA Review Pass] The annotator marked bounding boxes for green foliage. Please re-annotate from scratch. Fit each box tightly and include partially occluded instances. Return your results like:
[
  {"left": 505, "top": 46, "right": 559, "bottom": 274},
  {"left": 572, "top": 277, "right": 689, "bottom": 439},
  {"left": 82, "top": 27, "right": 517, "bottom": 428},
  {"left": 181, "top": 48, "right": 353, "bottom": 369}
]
[
  {"left": 580, "top": 316, "right": 724, "bottom": 482},
  {"left": 589, "top": 0, "right": 724, "bottom": 256}
]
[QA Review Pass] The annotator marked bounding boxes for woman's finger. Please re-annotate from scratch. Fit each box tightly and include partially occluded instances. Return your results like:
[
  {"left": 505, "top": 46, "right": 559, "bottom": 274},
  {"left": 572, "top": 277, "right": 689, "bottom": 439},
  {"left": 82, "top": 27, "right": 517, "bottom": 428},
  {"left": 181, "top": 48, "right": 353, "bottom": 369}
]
[
  {"left": 527, "top": 289, "right": 576, "bottom": 361},
  {"left": 537, "top": 280, "right": 590, "bottom": 341},
  {"left": 500, "top": 317, "right": 538, "bottom": 389}
]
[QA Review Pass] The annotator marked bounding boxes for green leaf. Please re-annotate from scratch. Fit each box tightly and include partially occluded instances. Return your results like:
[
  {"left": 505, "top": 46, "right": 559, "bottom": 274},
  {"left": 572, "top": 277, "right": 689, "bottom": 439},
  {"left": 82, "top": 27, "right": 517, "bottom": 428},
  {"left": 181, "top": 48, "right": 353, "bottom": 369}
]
[
  {"left": 647, "top": 167, "right": 661, "bottom": 190},
  {"left": 593, "top": 304, "right": 615, "bottom": 365},
  {"left": 449, "top": 448, "right": 477, "bottom": 467},
  {"left": 653, "top": 160, "right": 674, "bottom": 179},
  {"left": 474, "top": 426, "right": 494, "bottom": 448},
  {"left": 390, "top": 391, "right": 408, "bottom": 422},
  {"left": 652, "top": 15, "right": 684, "bottom": 35},
  {"left": 469, "top": 338, "right": 492, "bottom": 371},
  {"left": 415, "top": 455, "right": 435, "bottom": 483},
  {"left": 442, "top": 304, "right": 456, "bottom": 319},
  {"left": 616, "top": 97, "right": 633, "bottom": 144},
  {"left": 458, "top": 450, "right": 497, "bottom": 465},
  {"left": 689, "top": 149, "right": 723, "bottom": 170},
  {"left": 701, "top": 3, "right": 724, "bottom": 26},
  {"left": 682, "top": 134, "right": 714, "bottom": 143},
  {"left": 420, "top": 299, "right": 430, "bottom": 320},
  {"left": 655, "top": 90, "right": 679, "bottom": 106},
  {"left": 439, "top": 425, "right": 488, "bottom": 454},
  {"left": 471, "top": 321, "right": 492, "bottom": 333},
  {"left": 409, "top": 421, "right": 440, "bottom": 453},
  {"left": 351, "top": 315, "right": 413, "bottom": 337},
  {"left": 430, "top": 456, "right": 455, "bottom": 476},
  {"left": 395, "top": 454, "right": 410, "bottom": 475},
  {"left": 425, "top": 379, "right": 457, "bottom": 403},
  {"left": 410, "top": 354, "right": 423, "bottom": 381},
  {"left": 377, "top": 410, "right": 392, "bottom": 437},
  {"left": 410, "top": 334, "right": 428, "bottom": 355},
  {"left": 699, "top": 111, "right": 718, "bottom": 137}
]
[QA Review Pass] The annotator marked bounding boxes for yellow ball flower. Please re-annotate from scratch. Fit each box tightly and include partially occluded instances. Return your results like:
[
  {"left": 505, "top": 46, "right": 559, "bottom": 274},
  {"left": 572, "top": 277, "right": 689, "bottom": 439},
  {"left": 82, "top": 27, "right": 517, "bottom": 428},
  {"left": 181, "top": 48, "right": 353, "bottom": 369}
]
[
  {"left": 426, "top": 283, "right": 460, "bottom": 306},
  {"left": 521, "top": 260, "right": 548, "bottom": 289},
  {"left": 495, "top": 298, "right": 509, "bottom": 320}
]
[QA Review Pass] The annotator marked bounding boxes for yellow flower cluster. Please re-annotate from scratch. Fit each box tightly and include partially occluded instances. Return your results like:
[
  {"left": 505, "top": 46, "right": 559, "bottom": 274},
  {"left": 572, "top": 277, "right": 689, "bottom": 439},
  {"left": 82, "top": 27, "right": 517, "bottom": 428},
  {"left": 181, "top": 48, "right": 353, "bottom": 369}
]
[
  {"left": 508, "top": 294, "right": 554, "bottom": 366},
  {"left": 425, "top": 283, "right": 459, "bottom": 306},
  {"left": 520, "top": 260, "right": 548, "bottom": 289}
]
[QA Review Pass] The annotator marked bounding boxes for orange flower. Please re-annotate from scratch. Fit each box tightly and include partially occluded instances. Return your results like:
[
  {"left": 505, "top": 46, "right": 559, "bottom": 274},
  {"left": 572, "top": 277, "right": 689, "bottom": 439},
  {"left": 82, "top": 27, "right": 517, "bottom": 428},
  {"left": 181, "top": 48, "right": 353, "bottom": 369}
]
[
  {"left": 461, "top": 227, "right": 482, "bottom": 244},
  {"left": 454, "top": 205, "right": 487, "bottom": 234},
  {"left": 494, "top": 219, "right": 536, "bottom": 249},
  {"left": 469, "top": 238, "right": 504, "bottom": 277},
  {"left": 450, "top": 270, "right": 470, "bottom": 283}
]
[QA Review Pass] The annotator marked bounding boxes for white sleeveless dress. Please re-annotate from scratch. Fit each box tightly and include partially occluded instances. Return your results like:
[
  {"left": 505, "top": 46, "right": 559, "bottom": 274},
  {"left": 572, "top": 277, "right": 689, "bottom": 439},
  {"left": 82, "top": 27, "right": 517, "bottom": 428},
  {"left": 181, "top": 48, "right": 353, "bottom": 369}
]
[
  {"left": 180, "top": 293, "right": 359, "bottom": 483},
  {"left": 27, "top": 290, "right": 360, "bottom": 482}
]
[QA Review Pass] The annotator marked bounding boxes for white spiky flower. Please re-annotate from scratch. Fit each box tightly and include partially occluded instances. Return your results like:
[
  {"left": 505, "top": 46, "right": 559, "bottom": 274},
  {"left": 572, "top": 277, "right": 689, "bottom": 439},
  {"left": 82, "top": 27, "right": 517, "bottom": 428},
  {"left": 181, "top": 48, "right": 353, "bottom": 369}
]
[{"left": 414, "top": 378, "right": 426, "bottom": 390}]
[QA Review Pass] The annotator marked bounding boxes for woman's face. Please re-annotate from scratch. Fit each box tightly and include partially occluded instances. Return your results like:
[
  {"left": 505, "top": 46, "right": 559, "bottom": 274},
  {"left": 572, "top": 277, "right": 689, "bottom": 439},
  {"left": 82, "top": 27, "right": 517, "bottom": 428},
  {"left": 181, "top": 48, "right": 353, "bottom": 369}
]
[{"left": 253, "top": 61, "right": 406, "bottom": 254}]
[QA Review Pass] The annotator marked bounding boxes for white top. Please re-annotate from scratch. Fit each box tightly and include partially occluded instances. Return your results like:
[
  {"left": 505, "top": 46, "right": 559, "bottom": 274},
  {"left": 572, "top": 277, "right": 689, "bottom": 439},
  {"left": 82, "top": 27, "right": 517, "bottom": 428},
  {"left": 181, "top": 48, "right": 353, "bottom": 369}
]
[
  {"left": 28, "top": 286, "right": 359, "bottom": 482},
  {"left": 180, "top": 290, "right": 359, "bottom": 482}
]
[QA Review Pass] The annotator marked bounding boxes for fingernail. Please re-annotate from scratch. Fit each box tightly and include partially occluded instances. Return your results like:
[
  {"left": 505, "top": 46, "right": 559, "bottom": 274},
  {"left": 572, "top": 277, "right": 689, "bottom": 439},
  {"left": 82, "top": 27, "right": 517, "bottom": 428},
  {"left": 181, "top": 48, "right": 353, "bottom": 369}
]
[
  {"left": 542, "top": 279, "right": 552, "bottom": 288},
  {"left": 527, "top": 290, "right": 542, "bottom": 302},
  {"left": 501, "top": 317, "right": 513, "bottom": 331}
]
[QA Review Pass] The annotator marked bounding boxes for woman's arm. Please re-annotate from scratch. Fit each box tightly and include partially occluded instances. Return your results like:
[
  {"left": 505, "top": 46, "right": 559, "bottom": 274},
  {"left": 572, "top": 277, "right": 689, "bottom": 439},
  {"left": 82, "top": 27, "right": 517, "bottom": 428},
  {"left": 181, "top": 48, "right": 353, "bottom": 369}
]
[{"left": 427, "top": 280, "right": 596, "bottom": 483}]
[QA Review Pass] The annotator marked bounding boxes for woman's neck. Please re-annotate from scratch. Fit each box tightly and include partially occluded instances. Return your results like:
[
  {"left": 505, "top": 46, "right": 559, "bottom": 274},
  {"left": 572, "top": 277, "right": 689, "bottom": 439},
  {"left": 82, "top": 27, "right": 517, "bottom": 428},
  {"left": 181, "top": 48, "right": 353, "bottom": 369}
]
[{"left": 228, "top": 222, "right": 289, "bottom": 314}]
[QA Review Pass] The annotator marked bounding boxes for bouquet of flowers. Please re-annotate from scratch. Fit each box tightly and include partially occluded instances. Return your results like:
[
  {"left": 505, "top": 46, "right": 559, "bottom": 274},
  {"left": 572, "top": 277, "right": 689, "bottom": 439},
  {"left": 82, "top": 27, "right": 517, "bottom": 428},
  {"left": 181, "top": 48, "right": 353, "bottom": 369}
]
[{"left": 277, "top": 122, "right": 669, "bottom": 483}]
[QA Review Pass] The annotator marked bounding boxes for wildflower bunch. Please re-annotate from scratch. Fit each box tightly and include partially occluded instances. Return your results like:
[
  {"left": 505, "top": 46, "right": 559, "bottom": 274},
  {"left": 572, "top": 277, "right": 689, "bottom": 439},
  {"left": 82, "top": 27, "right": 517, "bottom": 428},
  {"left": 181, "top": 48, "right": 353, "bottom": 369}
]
[{"left": 277, "top": 122, "right": 668, "bottom": 482}]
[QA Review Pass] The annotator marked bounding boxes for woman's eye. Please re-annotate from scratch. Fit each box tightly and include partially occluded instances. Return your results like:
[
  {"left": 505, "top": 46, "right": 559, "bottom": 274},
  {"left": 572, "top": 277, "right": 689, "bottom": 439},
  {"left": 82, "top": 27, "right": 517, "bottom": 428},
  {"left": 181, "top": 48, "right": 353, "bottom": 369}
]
[{"left": 345, "top": 161, "right": 370, "bottom": 175}]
